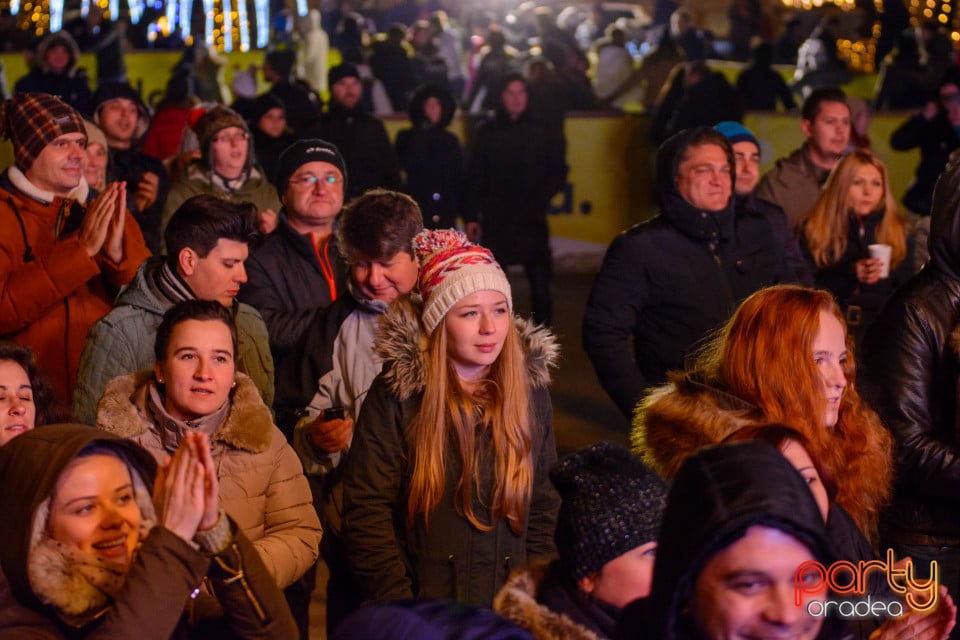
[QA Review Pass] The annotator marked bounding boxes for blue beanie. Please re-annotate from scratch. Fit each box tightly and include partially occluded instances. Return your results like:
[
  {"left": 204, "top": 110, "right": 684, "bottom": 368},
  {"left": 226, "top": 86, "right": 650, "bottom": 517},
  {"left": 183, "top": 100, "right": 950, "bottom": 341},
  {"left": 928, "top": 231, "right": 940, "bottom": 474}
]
[{"left": 714, "top": 121, "right": 759, "bottom": 152}]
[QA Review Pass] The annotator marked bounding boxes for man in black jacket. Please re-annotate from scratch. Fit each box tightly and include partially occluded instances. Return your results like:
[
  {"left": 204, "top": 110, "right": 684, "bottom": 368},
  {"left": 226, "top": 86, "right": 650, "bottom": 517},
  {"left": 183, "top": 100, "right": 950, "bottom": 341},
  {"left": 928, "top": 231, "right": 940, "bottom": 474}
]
[
  {"left": 583, "top": 127, "right": 791, "bottom": 420},
  {"left": 301, "top": 63, "right": 401, "bottom": 202},
  {"left": 859, "top": 155, "right": 960, "bottom": 636}
]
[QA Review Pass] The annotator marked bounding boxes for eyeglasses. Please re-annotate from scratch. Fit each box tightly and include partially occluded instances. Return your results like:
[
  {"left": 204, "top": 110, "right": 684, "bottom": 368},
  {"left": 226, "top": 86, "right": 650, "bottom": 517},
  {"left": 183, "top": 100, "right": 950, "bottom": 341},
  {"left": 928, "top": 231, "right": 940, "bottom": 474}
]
[
  {"left": 212, "top": 132, "right": 250, "bottom": 145},
  {"left": 289, "top": 173, "right": 342, "bottom": 187}
]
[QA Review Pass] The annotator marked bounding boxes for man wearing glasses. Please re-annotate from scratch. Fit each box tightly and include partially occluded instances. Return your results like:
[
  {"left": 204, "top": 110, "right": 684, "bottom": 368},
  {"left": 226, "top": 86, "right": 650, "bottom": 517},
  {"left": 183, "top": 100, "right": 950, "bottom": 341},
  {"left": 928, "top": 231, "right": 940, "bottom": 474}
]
[
  {"left": 160, "top": 105, "right": 281, "bottom": 251},
  {"left": 239, "top": 139, "right": 350, "bottom": 383}
]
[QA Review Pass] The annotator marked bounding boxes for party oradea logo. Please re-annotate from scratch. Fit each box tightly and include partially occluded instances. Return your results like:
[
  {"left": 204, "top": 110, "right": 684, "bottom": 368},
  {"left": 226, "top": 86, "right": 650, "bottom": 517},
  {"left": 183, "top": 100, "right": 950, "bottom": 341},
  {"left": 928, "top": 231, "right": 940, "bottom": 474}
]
[{"left": 794, "top": 550, "right": 939, "bottom": 618}]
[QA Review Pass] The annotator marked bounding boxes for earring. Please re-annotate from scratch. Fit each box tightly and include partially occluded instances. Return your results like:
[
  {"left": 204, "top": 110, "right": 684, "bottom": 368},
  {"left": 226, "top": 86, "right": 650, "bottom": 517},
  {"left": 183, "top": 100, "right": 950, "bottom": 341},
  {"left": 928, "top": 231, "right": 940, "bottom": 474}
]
[
  {"left": 157, "top": 376, "right": 164, "bottom": 384},
  {"left": 231, "top": 380, "right": 236, "bottom": 388}
]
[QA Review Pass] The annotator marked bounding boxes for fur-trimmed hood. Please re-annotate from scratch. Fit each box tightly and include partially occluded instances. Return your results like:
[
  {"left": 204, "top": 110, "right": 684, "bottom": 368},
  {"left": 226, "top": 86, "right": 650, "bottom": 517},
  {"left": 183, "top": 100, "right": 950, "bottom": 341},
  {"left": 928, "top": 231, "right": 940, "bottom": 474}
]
[
  {"left": 96, "top": 371, "right": 274, "bottom": 453},
  {"left": 632, "top": 373, "right": 765, "bottom": 480},
  {"left": 374, "top": 296, "right": 560, "bottom": 401},
  {"left": 494, "top": 563, "right": 603, "bottom": 640}
]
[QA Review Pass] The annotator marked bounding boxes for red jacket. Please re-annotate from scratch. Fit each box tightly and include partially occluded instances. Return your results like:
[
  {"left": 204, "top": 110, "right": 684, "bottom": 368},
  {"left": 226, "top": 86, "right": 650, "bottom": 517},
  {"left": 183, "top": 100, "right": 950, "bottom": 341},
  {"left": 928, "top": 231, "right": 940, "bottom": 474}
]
[{"left": 0, "top": 171, "right": 151, "bottom": 403}]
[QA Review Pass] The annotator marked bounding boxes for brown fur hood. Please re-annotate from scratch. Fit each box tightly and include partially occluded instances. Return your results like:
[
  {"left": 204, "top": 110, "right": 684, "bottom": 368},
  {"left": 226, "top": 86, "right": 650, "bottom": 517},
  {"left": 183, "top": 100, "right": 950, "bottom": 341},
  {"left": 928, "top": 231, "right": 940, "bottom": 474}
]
[
  {"left": 96, "top": 371, "right": 274, "bottom": 453},
  {"left": 493, "top": 563, "right": 603, "bottom": 640},
  {"left": 374, "top": 296, "right": 560, "bottom": 401},
  {"left": 632, "top": 373, "right": 766, "bottom": 480}
]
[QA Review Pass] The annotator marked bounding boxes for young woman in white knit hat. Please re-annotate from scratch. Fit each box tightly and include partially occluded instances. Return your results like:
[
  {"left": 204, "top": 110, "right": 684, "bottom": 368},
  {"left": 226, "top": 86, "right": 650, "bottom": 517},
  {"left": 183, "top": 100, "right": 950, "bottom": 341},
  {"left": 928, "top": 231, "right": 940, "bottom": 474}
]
[{"left": 340, "top": 228, "right": 561, "bottom": 611}]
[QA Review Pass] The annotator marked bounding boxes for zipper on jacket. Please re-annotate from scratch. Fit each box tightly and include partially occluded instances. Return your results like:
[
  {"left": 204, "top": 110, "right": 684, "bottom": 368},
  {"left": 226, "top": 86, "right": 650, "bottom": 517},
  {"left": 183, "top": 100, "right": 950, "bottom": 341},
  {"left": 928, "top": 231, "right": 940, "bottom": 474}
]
[
  {"left": 310, "top": 232, "right": 339, "bottom": 302},
  {"left": 213, "top": 543, "right": 271, "bottom": 623}
]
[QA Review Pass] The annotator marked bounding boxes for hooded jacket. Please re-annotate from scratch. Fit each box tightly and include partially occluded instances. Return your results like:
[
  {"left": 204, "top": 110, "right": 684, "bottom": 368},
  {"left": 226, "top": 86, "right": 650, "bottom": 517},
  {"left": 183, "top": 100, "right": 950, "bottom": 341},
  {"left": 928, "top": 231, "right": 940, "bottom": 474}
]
[
  {"left": 72, "top": 257, "right": 275, "bottom": 425},
  {"left": 14, "top": 33, "right": 93, "bottom": 117},
  {"left": 0, "top": 168, "right": 150, "bottom": 403},
  {"left": 859, "top": 157, "right": 960, "bottom": 544},
  {"left": 0, "top": 423, "right": 297, "bottom": 639},
  {"left": 95, "top": 372, "right": 322, "bottom": 589},
  {"left": 583, "top": 128, "right": 790, "bottom": 419},
  {"left": 638, "top": 441, "right": 836, "bottom": 640},
  {"left": 341, "top": 297, "right": 561, "bottom": 608},
  {"left": 159, "top": 162, "right": 280, "bottom": 253},
  {"left": 755, "top": 144, "right": 832, "bottom": 232},
  {"left": 395, "top": 84, "right": 465, "bottom": 230}
]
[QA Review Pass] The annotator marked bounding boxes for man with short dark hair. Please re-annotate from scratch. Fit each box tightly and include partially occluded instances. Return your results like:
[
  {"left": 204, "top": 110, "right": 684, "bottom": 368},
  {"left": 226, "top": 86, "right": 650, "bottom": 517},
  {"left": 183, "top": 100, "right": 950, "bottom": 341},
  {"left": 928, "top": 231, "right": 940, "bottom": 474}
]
[
  {"left": 72, "top": 194, "right": 274, "bottom": 424},
  {"left": 755, "top": 86, "right": 851, "bottom": 230},
  {"left": 583, "top": 127, "right": 789, "bottom": 419},
  {"left": 0, "top": 92, "right": 150, "bottom": 404},
  {"left": 239, "top": 139, "right": 350, "bottom": 374}
]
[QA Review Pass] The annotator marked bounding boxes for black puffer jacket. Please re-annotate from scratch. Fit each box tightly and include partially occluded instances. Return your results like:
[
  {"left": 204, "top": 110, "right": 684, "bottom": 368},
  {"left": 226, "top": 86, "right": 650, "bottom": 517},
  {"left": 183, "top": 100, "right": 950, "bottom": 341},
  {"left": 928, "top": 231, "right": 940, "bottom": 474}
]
[
  {"left": 583, "top": 128, "right": 791, "bottom": 419},
  {"left": 859, "top": 158, "right": 960, "bottom": 545},
  {"left": 395, "top": 84, "right": 464, "bottom": 229}
]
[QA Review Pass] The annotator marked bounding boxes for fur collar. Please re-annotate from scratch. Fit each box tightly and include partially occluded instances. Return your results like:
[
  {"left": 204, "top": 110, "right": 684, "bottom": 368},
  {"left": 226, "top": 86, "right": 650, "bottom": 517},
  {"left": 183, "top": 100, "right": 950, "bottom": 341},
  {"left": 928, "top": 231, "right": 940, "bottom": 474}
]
[
  {"left": 374, "top": 296, "right": 560, "bottom": 401},
  {"left": 632, "top": 374, "right": 765, "bottom": 480},
  {"left": 494, "top": 563, "right": 603, "bottom": 640},
  {"left": 97, "top": 372, "right": 274, "bottom": 453}
]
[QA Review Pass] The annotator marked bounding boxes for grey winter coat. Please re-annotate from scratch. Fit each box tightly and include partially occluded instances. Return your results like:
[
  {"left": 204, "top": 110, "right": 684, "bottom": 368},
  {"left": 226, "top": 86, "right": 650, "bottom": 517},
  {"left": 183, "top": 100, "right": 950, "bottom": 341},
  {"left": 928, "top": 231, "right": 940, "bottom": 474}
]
[{"left": 72, "top": 257, "right": 275, "bottom": 425}]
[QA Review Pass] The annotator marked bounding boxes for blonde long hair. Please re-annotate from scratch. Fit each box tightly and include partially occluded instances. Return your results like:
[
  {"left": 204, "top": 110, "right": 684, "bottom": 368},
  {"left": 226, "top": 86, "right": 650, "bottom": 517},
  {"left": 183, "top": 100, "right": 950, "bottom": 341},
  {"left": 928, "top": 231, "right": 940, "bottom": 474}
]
[
  {"left": 405, "top": 316, "right": 534, "bottom": 535},
  {"left": 803, "top": 149, "right": 908, "bottom": 270}
]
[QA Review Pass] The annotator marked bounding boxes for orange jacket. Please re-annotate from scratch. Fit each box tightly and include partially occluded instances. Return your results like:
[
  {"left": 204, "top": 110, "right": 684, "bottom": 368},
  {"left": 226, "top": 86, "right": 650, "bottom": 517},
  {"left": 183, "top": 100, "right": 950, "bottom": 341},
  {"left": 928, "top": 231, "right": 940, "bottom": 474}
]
[{"left": 0, "top": 174, "right": 151, "bottom": 403}]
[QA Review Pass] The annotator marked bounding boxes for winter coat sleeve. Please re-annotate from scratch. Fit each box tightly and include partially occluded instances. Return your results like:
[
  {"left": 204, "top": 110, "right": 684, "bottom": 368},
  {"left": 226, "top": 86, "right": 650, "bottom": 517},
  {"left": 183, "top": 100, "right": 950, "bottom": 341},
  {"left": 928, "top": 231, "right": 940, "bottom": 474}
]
[
  {"left": 253, "top": 432, "right": 322, "bottom": 589},
  {"left": 582, "top": 231, "right": 653, "bottom": 419},
  {"left": 860, "top": 297, "right": 960, "bottom": 497},
  {"left": 80, "top": 526, "right": 210, "bottom": 640},
  {"left": 235, "top": 305, "right": 276, "bottom": 409},
  {"left": 0, "top": 232, "right": 101, "bottom": 334},
  {"left": 525, "top": 387, "right": 559, "bottom": 561},
  {"left": 205, "top": 521, "right": 300, "bottom": 638},
  {"left": 72, "top": 315, "right": 141, "bottom": 425},
  {"left": 341, "top": 374, "right": 414, "bottom": 604}
]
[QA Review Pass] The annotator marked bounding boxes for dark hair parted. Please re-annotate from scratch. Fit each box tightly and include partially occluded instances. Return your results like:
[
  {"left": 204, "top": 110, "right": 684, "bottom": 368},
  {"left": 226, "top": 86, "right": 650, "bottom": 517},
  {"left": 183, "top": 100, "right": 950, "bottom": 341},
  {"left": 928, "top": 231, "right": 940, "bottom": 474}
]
[
  {"left": 0, "top": 342, "right": 69, "bottom": 426},
  {"left": 164, "top": 194, "right": 260, "bottom": 268},
  {"left": 801, "top": 86, "right": 848, "bottom": 122},
  {"left": 338, "top": 189, "right": 424, "bottom": 261},
  {"left": 154, "top": 300, "right": 238, "bottom": 363}
]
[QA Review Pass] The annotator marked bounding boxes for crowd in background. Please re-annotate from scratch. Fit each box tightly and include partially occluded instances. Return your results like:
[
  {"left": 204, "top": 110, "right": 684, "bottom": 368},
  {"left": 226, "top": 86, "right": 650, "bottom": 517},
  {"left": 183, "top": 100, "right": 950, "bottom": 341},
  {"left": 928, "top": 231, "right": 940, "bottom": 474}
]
[{"left": 4, "top": 1, "right": 960, "bottom": 639}]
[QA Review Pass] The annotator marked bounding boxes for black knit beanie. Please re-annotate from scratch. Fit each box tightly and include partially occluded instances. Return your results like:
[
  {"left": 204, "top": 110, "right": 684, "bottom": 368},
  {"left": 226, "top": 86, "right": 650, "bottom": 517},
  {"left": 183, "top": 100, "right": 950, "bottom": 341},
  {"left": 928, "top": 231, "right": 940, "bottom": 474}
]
[
  {"left": 550, "top": 441, "right": 668, "bottom": 582},
  {"left": 275, "top": 138, "right": 348, "bottom": 196}
]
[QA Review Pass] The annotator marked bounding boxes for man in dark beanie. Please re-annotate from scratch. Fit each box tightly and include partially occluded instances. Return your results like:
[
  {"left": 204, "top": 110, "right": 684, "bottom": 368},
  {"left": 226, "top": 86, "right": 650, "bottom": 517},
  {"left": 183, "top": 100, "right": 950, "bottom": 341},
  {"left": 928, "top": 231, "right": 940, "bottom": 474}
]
[
  {"left": 92, "top": 81, "right": 169, "bottom": 253},
  {"left": 301, "top": 63, "right": 401, "bottom": 201},
  {"left": 0, "top": 92, "right": 150, "bottom": 404},
  {"left": 494, "top": 442, "right": 667, "bottom": 639},
  {"left": 239, "top": 138, "right": 350, "bottom": 375}
]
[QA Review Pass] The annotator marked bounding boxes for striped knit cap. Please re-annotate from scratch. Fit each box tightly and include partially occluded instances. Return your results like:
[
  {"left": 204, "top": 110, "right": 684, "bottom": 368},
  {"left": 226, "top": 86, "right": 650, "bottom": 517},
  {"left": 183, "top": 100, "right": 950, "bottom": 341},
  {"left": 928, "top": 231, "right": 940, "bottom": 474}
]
[
  {"left": 0, "top": 93, "right": 85, "bottom": 171},
  {"left": 415, "top": 229, "right": 512, "bottom": 334}
]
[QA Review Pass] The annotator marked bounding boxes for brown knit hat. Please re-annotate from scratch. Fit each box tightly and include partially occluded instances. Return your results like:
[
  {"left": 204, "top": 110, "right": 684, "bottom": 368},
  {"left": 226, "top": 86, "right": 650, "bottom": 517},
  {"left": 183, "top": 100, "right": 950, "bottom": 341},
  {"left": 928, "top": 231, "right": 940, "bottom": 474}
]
[
  {"left": 0, "top": 93, "right": 86, "bottom": 170},
  {"left": 192, "top": 105, "right": 250, "bottom": 168}
]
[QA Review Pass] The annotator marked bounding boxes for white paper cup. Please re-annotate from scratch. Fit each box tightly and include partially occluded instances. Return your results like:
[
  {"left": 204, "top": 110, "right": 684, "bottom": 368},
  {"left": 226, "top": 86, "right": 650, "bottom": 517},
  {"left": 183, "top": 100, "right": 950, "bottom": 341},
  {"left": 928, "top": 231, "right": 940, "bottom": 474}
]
[{"left": 868, "top": 243, "right": 892, "bottom": 279}]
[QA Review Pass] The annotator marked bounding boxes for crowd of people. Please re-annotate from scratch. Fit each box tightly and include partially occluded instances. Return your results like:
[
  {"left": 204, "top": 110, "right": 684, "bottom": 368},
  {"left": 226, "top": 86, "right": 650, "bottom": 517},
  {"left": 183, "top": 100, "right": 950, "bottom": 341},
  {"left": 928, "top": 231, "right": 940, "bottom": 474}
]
[{"left": 4, "top": 3, "right": 960, "bottom": 640}]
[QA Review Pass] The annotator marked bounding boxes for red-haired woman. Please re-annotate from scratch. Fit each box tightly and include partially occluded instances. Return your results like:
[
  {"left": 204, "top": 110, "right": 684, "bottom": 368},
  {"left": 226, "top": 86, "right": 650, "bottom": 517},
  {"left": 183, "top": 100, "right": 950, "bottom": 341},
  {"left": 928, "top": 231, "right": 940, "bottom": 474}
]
[
  {"left": 634, "top": 284, "right": 893, "bottom": 541},
  {"left": 800, "top": 149, "right": 912, "bottom": 345}
]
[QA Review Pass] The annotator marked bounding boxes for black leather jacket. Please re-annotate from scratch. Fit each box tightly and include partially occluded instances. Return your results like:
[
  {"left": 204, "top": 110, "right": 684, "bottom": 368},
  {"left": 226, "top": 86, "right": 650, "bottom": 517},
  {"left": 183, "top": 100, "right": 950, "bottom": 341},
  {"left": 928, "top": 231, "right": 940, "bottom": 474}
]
[{"left": 859, "top": 159, "right": 960, "bottom": 545}]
